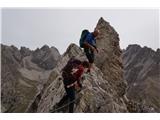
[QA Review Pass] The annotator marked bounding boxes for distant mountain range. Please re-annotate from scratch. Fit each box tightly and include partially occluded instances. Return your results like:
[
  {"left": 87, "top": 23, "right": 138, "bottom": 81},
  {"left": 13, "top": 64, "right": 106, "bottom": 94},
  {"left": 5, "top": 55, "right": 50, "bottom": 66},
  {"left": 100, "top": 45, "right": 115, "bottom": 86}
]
[{"left": 123, "top": 44, "right": 160, "bottom": 112}]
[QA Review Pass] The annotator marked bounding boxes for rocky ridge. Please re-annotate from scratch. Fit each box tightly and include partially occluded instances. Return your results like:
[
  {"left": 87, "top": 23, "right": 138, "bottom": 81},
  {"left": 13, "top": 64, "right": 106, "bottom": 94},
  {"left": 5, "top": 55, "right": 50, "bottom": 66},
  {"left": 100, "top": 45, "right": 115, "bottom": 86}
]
[
  {"left": 123, "top": 44, "right": 160, "bottom": 112},
  {"left": 1, "top": 44, "right": 61, "bottom": 112}
]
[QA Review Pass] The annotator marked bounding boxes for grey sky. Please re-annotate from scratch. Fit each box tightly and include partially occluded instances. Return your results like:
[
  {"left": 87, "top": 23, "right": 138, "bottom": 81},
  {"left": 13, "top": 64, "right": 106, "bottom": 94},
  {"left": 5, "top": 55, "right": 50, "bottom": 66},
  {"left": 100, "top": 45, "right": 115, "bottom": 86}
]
[{"left": 1, "top": 9, "right": 159, "bottom": 54}]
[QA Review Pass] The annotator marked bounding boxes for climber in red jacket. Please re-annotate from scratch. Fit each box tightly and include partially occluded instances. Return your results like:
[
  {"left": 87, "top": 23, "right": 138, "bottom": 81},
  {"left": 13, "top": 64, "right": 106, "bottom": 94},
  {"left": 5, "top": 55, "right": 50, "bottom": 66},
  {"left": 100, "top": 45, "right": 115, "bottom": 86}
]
[{"left": 59, "top": 58, "right": 89, "bottom": 113}]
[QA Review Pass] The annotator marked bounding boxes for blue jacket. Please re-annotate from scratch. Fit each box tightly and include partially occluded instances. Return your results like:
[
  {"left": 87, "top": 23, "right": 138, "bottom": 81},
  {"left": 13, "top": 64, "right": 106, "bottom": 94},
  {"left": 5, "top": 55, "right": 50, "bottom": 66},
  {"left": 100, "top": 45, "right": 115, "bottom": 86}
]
[{"left": 85, "top": 33, "right": 96, "bottom": 47}]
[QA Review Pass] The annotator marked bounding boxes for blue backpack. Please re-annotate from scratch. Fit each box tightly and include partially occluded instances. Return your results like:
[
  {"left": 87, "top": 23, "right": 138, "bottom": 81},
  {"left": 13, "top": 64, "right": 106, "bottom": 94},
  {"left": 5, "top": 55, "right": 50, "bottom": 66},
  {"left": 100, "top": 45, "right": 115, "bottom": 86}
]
[{"left": 79, "top": 29, "right": 89, "bottom": 48}]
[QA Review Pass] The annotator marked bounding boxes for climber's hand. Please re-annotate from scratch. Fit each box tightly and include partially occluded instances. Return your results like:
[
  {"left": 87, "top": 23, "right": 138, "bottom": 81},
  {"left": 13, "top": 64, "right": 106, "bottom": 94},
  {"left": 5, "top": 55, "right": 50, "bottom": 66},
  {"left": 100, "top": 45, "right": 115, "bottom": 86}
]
[
  {"left": 96, "top": 48, "right": 99, "bottom": 53},
  {"left": 75, "top": 82, "right": 81, "bottom": 91},
  {"left": 91, "top": 46, "right": 99, "bottom": 53},
  {"left": 74, "top": 82, "right": 79, "bottom": 89},
  {"left": 67, "top": 81, "right": 77, "bottom": 88},
  {"left": 66, "top": 85, "right": 71, "bottom": 88},
  {"left": 71, "top": 68, "right": 78, "bottom": 74},
  {"left": 67, "top": 83, "right": 74, "bottom": 88},
  {"left": 91, "top": 46, "right": 96, "bottom": 52}
]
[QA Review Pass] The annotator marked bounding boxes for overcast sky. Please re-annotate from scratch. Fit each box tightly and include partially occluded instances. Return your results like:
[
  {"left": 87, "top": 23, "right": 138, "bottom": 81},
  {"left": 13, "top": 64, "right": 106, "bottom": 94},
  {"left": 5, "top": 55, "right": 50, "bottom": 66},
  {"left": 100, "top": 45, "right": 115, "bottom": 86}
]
[{"left": 1, "top": 9, "right": 159, "bottom": 54}]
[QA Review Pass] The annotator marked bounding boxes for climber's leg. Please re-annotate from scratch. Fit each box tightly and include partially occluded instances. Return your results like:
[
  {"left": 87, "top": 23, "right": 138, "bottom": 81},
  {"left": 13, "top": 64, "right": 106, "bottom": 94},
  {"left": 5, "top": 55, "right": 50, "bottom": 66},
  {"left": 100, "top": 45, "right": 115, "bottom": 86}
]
[
  {"left": 57, "top": 94, "right": 68, "bottom": 107},
  {"left": 84, "top": 49, "right": 94, "bottom": 73},
  {"left": 65, "top": 86, "right": 75, "bottom": 113}
]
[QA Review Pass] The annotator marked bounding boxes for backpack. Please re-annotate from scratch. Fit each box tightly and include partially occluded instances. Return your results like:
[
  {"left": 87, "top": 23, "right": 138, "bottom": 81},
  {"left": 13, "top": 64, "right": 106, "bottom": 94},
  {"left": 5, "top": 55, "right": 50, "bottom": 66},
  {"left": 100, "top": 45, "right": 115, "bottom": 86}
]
[
  {"left": 79, "top": 29, "right": 89, "bottom": 48},
  {"left": 62, "top": 58, "right": 82, "bottom": 80}
]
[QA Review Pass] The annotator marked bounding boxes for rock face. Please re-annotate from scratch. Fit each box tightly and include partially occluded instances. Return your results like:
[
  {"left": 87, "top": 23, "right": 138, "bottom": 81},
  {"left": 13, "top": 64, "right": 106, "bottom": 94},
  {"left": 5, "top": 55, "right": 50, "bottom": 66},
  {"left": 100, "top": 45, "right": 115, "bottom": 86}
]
[
  {"left": 1, "top": 44, "right": 61, "bottom": 112},
  {"left": 27, "top": 17, "right": 129, "bottom": 113},
  {"left": 1, "top": 45, "right": 22, "bottom": 112},
  {"left": 95, "top": 17, "right": 126, "bottom": 98},
  {"left": 123, "top": 45, "right": 160, "bottom": 112},
  {"left": 20, "top": 46, "right": 32, "bottom": 58},
  {"left": 31, "top": 45, "right": 60, "bottom": 70}
]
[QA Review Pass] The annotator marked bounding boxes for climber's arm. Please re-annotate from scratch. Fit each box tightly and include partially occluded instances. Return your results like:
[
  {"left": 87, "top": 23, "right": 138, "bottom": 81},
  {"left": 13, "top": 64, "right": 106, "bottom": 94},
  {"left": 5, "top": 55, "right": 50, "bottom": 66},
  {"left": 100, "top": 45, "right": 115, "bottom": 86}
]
[
  {"left": 66, "top": 66, "right": 84, "bottom": 88},
  {"left": 83, "top": 42, "right": 97, "bottom": 52},
  {"left": 74, "top": 66, "right": 84, "bottom": 79},
  {"left": 66, "top": 81, "right": 77, "bottom": 88}
]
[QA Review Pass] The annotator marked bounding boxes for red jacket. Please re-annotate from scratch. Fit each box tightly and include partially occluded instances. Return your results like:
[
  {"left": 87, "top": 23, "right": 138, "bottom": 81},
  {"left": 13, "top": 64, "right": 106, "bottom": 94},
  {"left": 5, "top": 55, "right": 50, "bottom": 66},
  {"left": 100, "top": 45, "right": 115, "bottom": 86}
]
[{"left": 73, "top": 65, "right": 84, "bottom": 79}]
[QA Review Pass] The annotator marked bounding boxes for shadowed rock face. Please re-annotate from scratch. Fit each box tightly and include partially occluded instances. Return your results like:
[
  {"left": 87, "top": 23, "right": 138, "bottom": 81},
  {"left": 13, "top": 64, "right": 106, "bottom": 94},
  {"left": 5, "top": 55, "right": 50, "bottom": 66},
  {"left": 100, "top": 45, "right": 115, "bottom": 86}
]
[
  {"left": 123, "top": 45, "right": 160, "bottom": 112},
  {"left": 1, "top": 44, "right": 61, "bottom": 112},
  {"left": 1, "top": 45, "right": 22, "bottom": 112}
]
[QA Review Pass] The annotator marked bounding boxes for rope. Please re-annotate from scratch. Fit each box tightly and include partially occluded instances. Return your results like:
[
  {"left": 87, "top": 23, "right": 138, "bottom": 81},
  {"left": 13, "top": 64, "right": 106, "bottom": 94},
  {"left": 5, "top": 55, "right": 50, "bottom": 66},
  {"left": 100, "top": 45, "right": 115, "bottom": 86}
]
[
  {"left": 51, "top": 70, "right": 91, "bottom": 113},
  {"left": 50, "top": 97, "right": 79, "bottom": 113}
]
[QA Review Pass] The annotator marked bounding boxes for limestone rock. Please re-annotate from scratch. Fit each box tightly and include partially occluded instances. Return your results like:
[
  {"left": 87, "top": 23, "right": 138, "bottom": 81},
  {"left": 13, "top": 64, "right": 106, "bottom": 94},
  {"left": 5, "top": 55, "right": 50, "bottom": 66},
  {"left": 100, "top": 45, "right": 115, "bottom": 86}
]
[
  {"left": 20, "top": 46, "right": 32, "bottom": 57},
  {"left": 31, "top": 45, "right": 61, "bottom": 70},
  {"left": 1, "top": 44, "right": 60, "bottom": 112},
  {"left": 95, "top": 17, "right": 127, "bottom": 98},
  {"left": 123, "top": 44, "right": 160, "bottom": 112}
]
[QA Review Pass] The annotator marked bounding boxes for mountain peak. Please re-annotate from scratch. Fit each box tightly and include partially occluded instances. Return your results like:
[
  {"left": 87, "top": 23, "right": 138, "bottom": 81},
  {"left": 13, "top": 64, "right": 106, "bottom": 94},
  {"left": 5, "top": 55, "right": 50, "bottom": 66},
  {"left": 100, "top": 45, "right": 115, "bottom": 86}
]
[
  {"left": 97, "top": 17, "right": 109, "bottom": 26},
  {"left": 41, "top": 44, "right": 50, "bottom": 50},
  {"left": 63, "top": 43, "right": 83, "bottom": 57}
]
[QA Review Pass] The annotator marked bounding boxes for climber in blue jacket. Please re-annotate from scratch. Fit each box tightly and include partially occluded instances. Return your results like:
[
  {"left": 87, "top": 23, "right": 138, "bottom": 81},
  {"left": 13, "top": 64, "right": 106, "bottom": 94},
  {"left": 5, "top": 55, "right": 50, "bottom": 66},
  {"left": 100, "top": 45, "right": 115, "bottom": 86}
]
[{"left": 81, "top": 29, "right": 100, "bottom": 73}]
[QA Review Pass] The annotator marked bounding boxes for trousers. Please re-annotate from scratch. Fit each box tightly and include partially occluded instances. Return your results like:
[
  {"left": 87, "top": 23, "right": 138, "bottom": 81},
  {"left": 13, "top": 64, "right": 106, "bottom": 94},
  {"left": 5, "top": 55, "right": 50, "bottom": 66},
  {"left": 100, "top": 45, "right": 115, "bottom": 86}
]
[{"left": 59, "top": 86, "right": 75, "bottom": 113}]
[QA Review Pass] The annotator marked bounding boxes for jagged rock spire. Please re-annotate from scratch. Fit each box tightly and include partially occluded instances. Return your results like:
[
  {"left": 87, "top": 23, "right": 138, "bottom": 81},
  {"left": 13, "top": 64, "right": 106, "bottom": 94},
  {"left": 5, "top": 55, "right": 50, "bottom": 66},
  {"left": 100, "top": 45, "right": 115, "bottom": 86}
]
[{"left": 32, "top": 18, "right": 128, "bottom": 113}]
